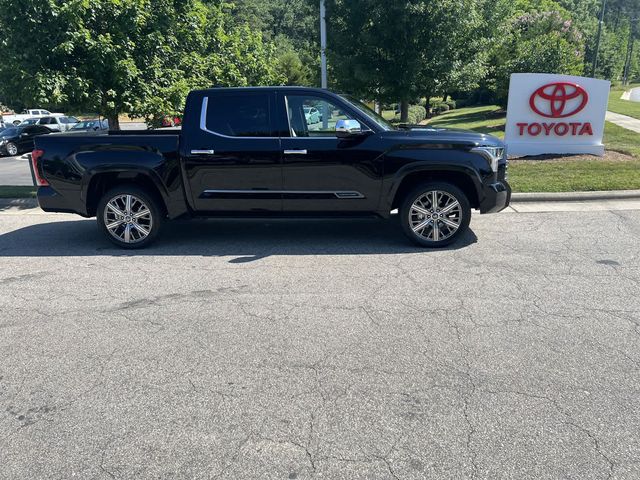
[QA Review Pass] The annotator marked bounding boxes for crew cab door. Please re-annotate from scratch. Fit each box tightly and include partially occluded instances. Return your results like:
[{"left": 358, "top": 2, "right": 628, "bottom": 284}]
[
  {"left": 181, "top": 91, "right": 282, "bottom": 212},
  {"left": 279, "top": 93, "right": 384, "bottom": 212}
]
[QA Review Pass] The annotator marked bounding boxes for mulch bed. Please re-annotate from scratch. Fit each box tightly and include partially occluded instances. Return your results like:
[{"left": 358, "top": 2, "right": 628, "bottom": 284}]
[{"left": 509, "top": 150, "right": 636, "bottom": 163}]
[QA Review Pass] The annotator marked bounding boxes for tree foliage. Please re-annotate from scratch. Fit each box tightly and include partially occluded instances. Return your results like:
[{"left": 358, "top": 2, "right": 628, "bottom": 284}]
[
  {"left": 0, "top": 0, "right": 283, "bottom": 127},
  {"left": 325, "top": 0, "right": 485, "bottom": 119},
  {"left": 488, "top": 7, "right": 586, "bottom": 104},
  {"left": 0, "top": 0, "right": 638, "bottom": 125}
]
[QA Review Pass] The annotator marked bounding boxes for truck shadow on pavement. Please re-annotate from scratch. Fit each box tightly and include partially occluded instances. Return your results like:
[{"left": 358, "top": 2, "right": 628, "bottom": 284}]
[{"left": 0, "top": 217, "right": 477, "bottom": 259}]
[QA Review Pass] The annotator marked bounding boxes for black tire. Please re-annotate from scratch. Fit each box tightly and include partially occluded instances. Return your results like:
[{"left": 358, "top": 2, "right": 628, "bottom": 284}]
[
  {"left": 97, "top": 186, "right": 163, "bottom": 249},
  {"left": 399, "top": 181, "right": 471, "bottom": 248},
  {"left": 5, "top": 142, "right": 18, "bottom": 156}
]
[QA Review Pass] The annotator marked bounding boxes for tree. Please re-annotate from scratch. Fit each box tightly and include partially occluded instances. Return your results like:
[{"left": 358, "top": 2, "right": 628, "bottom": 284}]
[
  {"left": 486, "top": 6, "right": 585, "bottom": 105},
  {"left": 229, "top": 0, "right": 320, "bottom": 86},
  {"left": 0, "top": 0, "right": 283, "bottom": 128},
  {"left": 326, "top": 0, "right": 486, "bottom": 121}
]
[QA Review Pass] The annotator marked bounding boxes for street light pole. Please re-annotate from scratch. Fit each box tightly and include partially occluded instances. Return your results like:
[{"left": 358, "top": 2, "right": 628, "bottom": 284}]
[
  {"left": 622, "top": 18, "right": 638, "bottom": 86},
  {"left": 591, "top": 0, "right": 607, "bottom": 77},
  {"left": 320, "top": 0, "right": 328, "bottom": 89}
]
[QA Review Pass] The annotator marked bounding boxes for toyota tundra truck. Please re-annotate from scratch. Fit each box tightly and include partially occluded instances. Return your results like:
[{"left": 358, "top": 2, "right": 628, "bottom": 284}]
[{"left": 32, "top": 87, "right": 510, "bottom": 249}]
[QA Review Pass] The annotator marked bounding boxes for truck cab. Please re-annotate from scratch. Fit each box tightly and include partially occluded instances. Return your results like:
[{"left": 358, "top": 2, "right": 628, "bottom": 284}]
[{"left": 33, "top": 87, "right": 510, "bottom": 249}]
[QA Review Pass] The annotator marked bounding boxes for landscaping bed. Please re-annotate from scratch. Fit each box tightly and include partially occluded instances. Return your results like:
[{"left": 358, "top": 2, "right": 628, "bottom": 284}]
[{"left": 0, "top": 186, "right": 37, "bottom": 198}]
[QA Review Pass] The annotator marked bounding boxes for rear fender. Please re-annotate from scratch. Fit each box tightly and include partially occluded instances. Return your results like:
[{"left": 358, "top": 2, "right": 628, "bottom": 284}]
[{"left": 77, "top": 150, "right": 172, "bottom": 216}]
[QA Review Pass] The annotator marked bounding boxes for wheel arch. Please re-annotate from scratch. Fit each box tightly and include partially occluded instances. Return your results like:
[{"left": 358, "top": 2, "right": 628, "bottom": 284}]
[
  {"left": 84, "top": 171, "right": 168, "bottom": 218},
  {"left": 389, "top": 167, "right": 482, "bottom": 211}
]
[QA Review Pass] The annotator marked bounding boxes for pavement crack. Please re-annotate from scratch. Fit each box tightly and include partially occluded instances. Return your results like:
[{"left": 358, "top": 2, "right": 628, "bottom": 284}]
[
  {"left": 562, "top": 420, "right": 615, "bottom": 480},
  {"left": 447, "top": 318, "right": 479, "bottom": 479},
  {"left": 483, "top": 388, "right": 616, "bottom": 479}
]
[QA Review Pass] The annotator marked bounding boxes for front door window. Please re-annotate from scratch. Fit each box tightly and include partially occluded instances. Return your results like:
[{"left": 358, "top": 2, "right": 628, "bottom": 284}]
[{"left": 286, "top": 95, "right": 356, "bottom": 137}]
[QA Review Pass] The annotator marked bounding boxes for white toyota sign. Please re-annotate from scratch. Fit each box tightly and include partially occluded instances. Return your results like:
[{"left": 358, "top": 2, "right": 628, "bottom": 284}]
[{"left": 505, "top": 73, "right": 611, "bottom": 157}]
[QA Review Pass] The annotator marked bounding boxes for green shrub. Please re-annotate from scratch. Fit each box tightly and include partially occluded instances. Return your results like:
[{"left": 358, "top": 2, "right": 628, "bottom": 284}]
[
  {"left": 445, "top": 99, "right": 456, "bottom": 110},
  {"left": 407, "top": 105, "right": 427, "bottom": 124},
  {"left": 432, "top": 103, "right": 449, "bottom": 115}
]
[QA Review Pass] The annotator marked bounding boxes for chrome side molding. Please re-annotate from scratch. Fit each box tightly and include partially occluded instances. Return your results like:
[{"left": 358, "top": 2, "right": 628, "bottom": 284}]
[{"left": 283, "top": 149, "right": 308, "bottom": 155}]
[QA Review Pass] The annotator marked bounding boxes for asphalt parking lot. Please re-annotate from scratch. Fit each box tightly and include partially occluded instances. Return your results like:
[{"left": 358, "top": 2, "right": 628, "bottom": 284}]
[
  {"left": 1, "top": 204, "right": 640, "bottom": 479},
  {"left": 0, "top": 154, "right": 32, "bottom": 186}
]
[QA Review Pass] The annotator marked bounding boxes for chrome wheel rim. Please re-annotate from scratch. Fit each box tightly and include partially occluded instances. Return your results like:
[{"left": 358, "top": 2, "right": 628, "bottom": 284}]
[
  {"left": 103, "top": 194, "right": 152, "bottom": 244},
  {"left": 409, "top": 190, "right": 462, "bottom": 242},
  {"left": 7, "top": 143, "right": 17, "bottom": 156}
]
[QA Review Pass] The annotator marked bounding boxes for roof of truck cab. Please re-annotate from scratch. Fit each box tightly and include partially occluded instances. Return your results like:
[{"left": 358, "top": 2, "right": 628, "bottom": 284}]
[{"left": 190, "top": 86, "right": 342, "bottom": 95}]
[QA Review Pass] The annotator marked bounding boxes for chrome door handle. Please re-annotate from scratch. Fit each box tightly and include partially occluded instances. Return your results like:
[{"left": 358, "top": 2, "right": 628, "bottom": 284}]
[
  {"left": 283, "top": 149, "right": 307, "bottom": 155},
  {"left": 191, "top": 149, "right": 215, "bottom": 155}
]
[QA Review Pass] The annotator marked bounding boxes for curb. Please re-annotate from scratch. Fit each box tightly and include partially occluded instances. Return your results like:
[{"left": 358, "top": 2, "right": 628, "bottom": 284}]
[{"left": 511, "top": 190, "right": 640, "bottom": 202}]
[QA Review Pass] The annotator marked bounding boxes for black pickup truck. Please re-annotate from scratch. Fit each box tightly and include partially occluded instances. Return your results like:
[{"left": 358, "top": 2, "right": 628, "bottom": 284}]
[{"left": 33, "top": 87, "right": 510, "bottom": 248}]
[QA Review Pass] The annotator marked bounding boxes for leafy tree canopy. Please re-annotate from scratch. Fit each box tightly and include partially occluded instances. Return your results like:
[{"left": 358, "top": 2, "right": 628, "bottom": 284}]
[{"left": 0, "top": 0, "right": 283, "bottom": 127}]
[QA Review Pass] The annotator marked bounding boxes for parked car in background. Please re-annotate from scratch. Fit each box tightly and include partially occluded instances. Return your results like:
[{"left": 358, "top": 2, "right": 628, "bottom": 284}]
[
  {"left": 69, "top": 118, "right": 109, "bottom": 132},
  {"left": 303, "top": 106, "right": 321, "bottom": 124},
  {"left": 22, "top": 115, "right": 79, "bottom": 131},
  {"left": 161, "top": 115, "right": 182, "bottom": 127},
  {"left": 1, "top": 109, "right": 53, "bottom": 126},
  {"left": 0, "top": 124, "right": 53, "bottom": 156}
]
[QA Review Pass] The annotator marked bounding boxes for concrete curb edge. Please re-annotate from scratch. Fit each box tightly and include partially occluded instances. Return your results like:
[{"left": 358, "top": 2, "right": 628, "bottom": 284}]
[{"left": 511, "top": 190, "right": 640, "bottom": 202}]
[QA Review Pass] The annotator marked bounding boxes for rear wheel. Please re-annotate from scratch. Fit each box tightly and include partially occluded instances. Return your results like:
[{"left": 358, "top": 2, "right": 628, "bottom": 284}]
[
  {"left": 97, "top": 186, "right": 163, "bottom": 249},
  {"left": 400, "top": 182, "right": 471, "bottom": 248}
]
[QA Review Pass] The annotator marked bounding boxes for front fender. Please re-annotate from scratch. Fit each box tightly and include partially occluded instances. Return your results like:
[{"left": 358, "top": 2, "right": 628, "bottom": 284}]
[{"left": 383, "top": 147, "right": 487, "bottom": 208}]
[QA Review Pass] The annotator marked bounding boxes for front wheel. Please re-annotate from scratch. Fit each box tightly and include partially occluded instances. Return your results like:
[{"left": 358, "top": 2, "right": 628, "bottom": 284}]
[
  {"left": 5, "top": 142, "right": 18, "bottom": 156},
  {"left": 97, "top": 186, "right": 163, "bottom": 249},
  {"left": 400, "top": 182, "right": 471, "bottom": 248}
]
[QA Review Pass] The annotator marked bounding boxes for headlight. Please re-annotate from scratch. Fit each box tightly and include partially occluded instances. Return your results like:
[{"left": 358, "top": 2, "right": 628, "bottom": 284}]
[
  {"left": 471, "top": 146, "right": 504, "bottom": 173},
  {"left": 0, "top": 139, "right": 6, "bottom": 145}
]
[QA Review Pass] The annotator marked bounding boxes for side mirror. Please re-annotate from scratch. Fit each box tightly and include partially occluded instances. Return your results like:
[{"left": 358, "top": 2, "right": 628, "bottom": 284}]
[{"left": 335, "top": 119, "right": 364, "bottom": 138}]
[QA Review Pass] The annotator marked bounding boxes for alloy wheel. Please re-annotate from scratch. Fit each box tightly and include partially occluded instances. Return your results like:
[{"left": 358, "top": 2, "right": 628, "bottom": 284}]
[
  {"left": 409, "top": 190, "right": 462, "bottom": 242},
  {"left": 6, "top": 143, "right": 17, "bottom": 156},
  {"left": 103, "top": 194, "right": 153, "bottom": 244}
]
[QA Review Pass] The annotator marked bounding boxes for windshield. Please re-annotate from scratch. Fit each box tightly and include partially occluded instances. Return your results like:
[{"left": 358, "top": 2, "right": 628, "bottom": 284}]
[
  {"left": 20, "top": 118, "right": 39, "bottom": 125},
  {"left": 340, "top": 95, "right": 395, "bottom": 131},
  {"left": 1, "top": 127, "right": 19, "bottom": 137},
  {"left": 71, "top": 121, "right": 95, "bottom": 129}
]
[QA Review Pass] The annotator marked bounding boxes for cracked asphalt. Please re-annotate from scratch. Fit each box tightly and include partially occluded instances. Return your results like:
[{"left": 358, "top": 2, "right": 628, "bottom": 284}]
[{"left": 0, "top": 204, "right": 639, "bottom": 479}]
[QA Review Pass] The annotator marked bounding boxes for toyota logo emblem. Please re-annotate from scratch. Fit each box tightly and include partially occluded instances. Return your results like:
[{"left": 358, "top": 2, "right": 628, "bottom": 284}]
[{"left": 529, "top": 82, "right": 589, "bottom": 118}]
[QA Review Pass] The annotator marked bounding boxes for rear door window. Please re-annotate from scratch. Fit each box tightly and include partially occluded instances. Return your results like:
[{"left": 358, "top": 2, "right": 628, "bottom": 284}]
[{"left": 205, "top": 94, "right": 272, "bottom": 137}]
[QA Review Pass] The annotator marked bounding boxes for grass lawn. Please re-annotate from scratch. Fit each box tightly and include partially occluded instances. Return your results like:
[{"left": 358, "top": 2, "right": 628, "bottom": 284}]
[
  {"left": 607, "top": 83, "right": 640, "bottom": 120},
  {"left": 429, "top": 105, "right": 506, "bottom": 138},
  {"left": 508, "top": 159, "right": 640, "bottom": 192},
  {"left": 428, "top": 104, "right": 640, "bottom": 192},
  {"left": 382, "top": 110, "right": 397, "bottom": 121},
  {"left": 0, "top": 186, "right": 36, "bottom": 198}
]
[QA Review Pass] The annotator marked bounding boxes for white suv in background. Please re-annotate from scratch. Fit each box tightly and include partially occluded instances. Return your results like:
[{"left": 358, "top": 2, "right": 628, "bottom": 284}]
[{"left": 21, "top": 115, "right": 80, "bottom": 132}]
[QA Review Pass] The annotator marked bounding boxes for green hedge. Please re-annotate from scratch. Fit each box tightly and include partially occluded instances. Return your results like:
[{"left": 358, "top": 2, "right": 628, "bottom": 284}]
[{"left": 407, "top": 105, "right": 427, "bottom": 124}]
